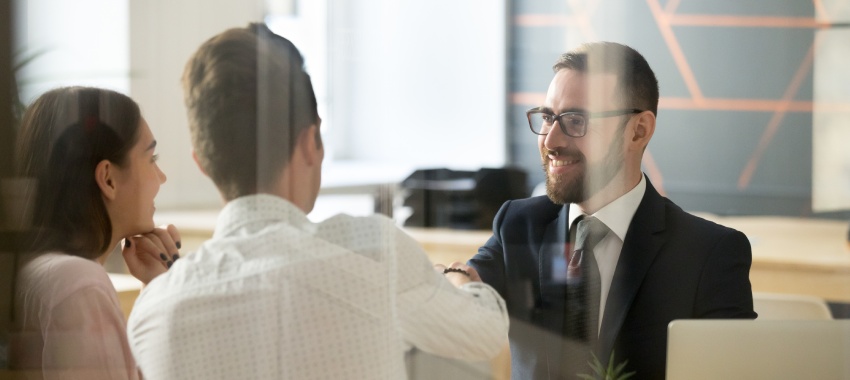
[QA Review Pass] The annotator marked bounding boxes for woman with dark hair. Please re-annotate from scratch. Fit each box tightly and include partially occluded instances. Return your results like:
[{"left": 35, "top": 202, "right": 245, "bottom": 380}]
[{"left": 10, "top": 87, "right": 180, "bottom": 379}]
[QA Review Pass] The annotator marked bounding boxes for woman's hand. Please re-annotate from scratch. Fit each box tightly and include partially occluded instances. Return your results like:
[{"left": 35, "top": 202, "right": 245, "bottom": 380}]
[{"left": 122, "top": 224, "right": 182, "bottom": 285}]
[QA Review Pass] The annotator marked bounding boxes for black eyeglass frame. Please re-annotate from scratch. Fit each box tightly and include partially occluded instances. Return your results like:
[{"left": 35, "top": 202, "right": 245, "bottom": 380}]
[{"left": 526, "top": 108, "right": 644, "bottom": 137}]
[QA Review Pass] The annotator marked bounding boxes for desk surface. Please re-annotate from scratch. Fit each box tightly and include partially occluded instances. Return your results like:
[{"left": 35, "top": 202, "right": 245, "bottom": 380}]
[
  {"left": 107, "top": 273, "right": 143, "bottom": 321},
  {"left": 115, "top": 213, "right": 849, "bottom": 380},
  {"left": 711, "top": 216, "right": 850, "bottom": 272},
  {"left": 408, "top": 216, "right": 850, "bottom": 266},
  {"left": 151, "top": 210, "right": 850, "bottom": 302},
  {"left": 410, "top": 216, "right": 850, "bottom": 302},
  {"left": 703, "top": 216, "right": 850, "bottom": 302}
]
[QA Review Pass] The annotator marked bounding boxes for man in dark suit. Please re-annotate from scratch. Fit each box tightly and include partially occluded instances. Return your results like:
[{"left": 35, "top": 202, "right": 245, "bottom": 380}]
[{"left": 469, "top": 42, "right": 757, "bottom": 380}]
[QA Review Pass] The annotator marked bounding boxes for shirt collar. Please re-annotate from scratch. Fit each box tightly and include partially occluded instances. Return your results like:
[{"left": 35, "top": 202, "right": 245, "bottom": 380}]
[
  {"left": 214, "top": 194, "right": 314, "bottom": 238},
  {"left": 568, "top": 175, "right": 647, "bottom": 241}
]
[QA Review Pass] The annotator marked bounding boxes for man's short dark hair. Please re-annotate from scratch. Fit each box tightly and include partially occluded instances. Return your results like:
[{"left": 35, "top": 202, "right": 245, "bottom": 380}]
[
  {"left": 553, "top": 42, "right": 659, "bottom": 116},
  {"left": 183, "top": 23, "right": 320, "bottom": 201}
]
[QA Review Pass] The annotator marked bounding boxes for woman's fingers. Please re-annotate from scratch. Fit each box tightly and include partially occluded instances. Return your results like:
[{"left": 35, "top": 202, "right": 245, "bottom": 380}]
[
  {"left": 133, "top": 233, "right": 172, "bottom": 268},
  {"left": 148, "top": 227, "right": 179, "bottom": 260},
  {"left": 164, "top": 224, "right": 182, "bottom": 250},
  {"left": 122, "top": 237, "right": 167, "bottom": 284}
]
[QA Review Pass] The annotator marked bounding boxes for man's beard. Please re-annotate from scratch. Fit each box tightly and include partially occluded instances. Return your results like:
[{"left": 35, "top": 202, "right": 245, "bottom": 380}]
[{"left": 542, "top": 135, "right": 624, "bottom": 205}]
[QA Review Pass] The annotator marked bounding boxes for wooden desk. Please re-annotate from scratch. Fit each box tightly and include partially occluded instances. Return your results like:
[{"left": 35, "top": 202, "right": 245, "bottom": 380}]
[
  {"left": 132, "top": 212, "right": 848, "bottom": 380},
  {"left": 701, "top": 216, "right": 850, "bottom": 303},
  {"left": 149, "top": 211, "right": 850, "bottom": 304},
  {"left": 410, "top": 217, "right": 850, "bottom": 303},
  {"left": 107, "top": 273, "right": 143, "bottom": 321},
  {"left": 403, "top": 228, "right": 492, "bottom": 266}
]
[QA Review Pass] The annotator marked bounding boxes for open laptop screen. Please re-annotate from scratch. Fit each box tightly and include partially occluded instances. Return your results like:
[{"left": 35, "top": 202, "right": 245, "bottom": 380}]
[{"left": 666, "top": 320, "right": 850, "bottom": 380}]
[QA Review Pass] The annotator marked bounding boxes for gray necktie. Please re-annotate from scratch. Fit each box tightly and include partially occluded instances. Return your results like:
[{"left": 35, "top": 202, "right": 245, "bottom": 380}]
[{"left": 564, "top": 216, "right": 608, "bottom": 342}]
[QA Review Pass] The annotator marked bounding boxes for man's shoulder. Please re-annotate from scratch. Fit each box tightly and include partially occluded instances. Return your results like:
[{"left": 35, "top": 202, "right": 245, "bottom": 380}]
[
  {"left": 315, "top": 213, "right": 401, "bottom": 242},
  {"left": 319, "top": 212, "right": 393, "bottom": 229},
  {"left": 660, "top": 197, "right": 745, "bottom": 239},
  {"left": 498, "top": 195, "right": 562, "bottom": 224},
  {"left": 509, "top": 194, "right": 560, "bottom": 208},
  {"left": 133, "top": 214, "right": 398, "bottom": 307},
  {"left": 131, "top": 265, "right": 181, "bottom": 308},
  {"left": 131, "top": 246, "right": 235, "bottom": 307}
]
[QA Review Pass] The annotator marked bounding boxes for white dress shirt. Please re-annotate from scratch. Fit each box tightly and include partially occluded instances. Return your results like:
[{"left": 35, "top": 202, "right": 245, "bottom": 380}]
[
  {"left": 128, "top": 194, "right": 508, "bottom": 380},
  {"left": 568, "top": 175, "right": 646, "bottom": 331}
]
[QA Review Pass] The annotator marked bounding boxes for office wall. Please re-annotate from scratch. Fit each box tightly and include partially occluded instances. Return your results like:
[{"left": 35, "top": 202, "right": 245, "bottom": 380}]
[
  {"left": 326, "top": 0, "right": 508, "bottom": 170},
  {"left": 129, "top": 0, "right": 264, "bottom": 209},
  {"left": 14, "top": 0, "right": 263, "bottom": 210},
  {"left": 14, "top": 0, "right": 130, "bottom": 103},
  {"left": 13, "top": 0, "right": 847, "bottom": 217},
  {"left": 509, "top": 0, "right": 848, "bottom": 217},
  {"left": 133, "top": 0, "right": 508, "bottom": 209},
  {"left": 813, "top": 1, "right": 850, "bottom": 212}
]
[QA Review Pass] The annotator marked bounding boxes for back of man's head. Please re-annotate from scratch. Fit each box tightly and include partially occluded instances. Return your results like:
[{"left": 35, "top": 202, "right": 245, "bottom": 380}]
[
  {"left": 183, "top": 23, "right": 319, "bottom": 201},
  {"left": 553, "top": 41, "right": 659, "bottom": 117}
]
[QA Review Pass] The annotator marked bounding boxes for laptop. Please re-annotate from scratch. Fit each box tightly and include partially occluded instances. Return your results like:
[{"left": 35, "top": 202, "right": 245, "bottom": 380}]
[{"left": 666, "top": 320, "right": 850, "bottom": 380}]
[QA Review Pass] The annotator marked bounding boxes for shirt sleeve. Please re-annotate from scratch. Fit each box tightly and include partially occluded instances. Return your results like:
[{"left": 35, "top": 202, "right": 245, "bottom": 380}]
[
  {"left": 41, "top": 284, "right": 140, "bottom": 380},
  {"left": 467, "top": 200, "right": 512, "bottom": 299},
  {"left": 393, "top": 225, "right": 509, "bottom": 361}
]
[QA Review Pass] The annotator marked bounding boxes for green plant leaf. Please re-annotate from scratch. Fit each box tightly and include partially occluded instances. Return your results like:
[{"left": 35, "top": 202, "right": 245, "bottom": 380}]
[
  {"left": 578, "top": 350, "right": 637, "bottom": 380},
  {"left": 588, "top": 352, "right": 605, "bottom": 377},
  {"left": 10, "top": 48, "right": 49, "bottom": 129},
  {"left": 613, "top": 359, "right": 629, "bottom": 375},
  {"left": 13, "top": 48, "right": 49, "bottom": 73},
  {"left": 607, "top": 351, "right": 617, "bottom": 375}
]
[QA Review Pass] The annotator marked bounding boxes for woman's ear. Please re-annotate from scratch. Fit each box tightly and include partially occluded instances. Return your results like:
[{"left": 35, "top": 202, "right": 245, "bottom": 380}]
[{"left": 95, "top": 159, "right": 118, "bottom": 200}]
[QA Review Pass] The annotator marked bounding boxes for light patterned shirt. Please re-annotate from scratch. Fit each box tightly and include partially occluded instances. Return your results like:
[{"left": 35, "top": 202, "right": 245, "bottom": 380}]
[{"left": 127, "top": 194, "right": 508, "bottom": 380}]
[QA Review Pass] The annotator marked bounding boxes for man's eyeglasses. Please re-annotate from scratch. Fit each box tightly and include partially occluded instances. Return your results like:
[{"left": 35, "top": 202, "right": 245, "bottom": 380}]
[{"left": 527, "top": 108, "right": 643, "bottom": 137}]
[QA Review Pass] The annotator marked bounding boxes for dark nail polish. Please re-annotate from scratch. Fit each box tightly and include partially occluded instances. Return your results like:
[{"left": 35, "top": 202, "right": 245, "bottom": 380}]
[
  {"left": 176, "top": 241, "right": 182, "bottom": 249},
  {"left": 160, "top": 253, "right": 168, "bottom": 261},
  {"left": 124, "top": 239, "right": 131, "bottom": 248},
  {"left": 167, "top": 261, "right": 173, "bottom": 268},
  {"left": 172, "top": 253, "right": 180, "bottom": 261}
]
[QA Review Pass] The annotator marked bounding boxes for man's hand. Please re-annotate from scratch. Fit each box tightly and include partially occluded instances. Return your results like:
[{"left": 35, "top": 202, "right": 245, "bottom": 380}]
[
  {"left": 122, "top": 224, "right": 182, "bottom": 285},
  {"left": 433, "top": 261, "right": 481, "bottom": 288}
]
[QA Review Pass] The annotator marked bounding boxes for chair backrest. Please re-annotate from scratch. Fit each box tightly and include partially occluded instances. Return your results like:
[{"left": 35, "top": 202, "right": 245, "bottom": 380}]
[
  {"left": 753, "top": 292, "right": 832, "bottom": 320},
  {"left": 667, "top": 320, "right": 850, "bottom": 380}
]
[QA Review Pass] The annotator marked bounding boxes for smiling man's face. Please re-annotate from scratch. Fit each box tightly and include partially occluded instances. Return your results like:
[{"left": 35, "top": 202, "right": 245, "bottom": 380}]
[{"left": 539, "top": 69, "right": 632, "bottom": 205}]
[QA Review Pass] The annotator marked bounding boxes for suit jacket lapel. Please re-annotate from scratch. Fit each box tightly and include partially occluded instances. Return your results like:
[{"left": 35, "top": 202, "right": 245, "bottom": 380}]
[
  {"left": 597, "top": 178, "right": 667, "bottom": 361},
  {"left": 538, "top": 204, "right": 568, "bottom": 290},
  {"left": 538, "top": 204, "right": 569, "bottom": 377}
]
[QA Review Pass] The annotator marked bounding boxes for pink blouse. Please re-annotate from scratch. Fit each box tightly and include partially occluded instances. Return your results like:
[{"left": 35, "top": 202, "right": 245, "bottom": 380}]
[{"left": 10, "top": 253, "right": 139, "bottom": 379}]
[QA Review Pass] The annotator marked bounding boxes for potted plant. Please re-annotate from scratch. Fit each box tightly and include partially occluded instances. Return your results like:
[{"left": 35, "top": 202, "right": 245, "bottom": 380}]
[{"left": 578, "top": 352, "right": 636, "bottom": 380}]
